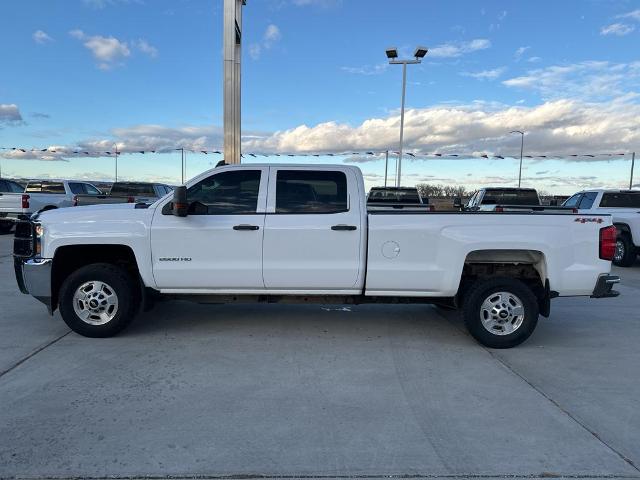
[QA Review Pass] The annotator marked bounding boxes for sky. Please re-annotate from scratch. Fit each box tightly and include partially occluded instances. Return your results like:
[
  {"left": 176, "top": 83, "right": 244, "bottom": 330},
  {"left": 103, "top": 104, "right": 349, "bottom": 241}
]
[{"left": 1, "top": 0, "right": 640, "bottom": 194}]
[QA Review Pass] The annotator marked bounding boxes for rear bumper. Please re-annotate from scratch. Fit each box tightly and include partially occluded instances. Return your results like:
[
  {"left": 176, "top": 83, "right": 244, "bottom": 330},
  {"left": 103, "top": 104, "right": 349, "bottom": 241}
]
[
  {"left": 14, "top": 257, "right": 53, "bottom": 312},
  {"left": 0, "top": 212, "right": 24, "bottom": 223},
  {"left": 591, "top": 274, "right": 620, "bottom": 298}
]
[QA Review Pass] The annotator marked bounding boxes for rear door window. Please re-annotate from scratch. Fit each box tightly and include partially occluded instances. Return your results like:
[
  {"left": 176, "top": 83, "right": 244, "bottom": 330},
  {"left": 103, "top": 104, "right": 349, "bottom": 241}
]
[
  {"left": 578, "top": 192, "right": 598, "bottom": 209},
  {"left": 275, "top": 170, "right": 348, "bottom": 214},
  {"left": 600, "top": 193, "right": 640, "bottom": 208},
  {"left": 68, "top": 182, "right": 85, "bottom": 194},
  {"left": 563, "top": 193, "right": 582, "bottom": 208}
]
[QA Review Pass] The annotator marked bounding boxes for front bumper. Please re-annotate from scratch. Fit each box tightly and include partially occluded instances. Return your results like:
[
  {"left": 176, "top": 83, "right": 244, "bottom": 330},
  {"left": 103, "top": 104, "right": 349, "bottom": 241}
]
[
  {"left": 591, "top": 274, "right": 620, "bottom": 298},
  {"left": 13, "top": 219, "right": 53, "bottom": 313},
  {"left": 14, "top": 257, "right": 53, "bottom": 312}
]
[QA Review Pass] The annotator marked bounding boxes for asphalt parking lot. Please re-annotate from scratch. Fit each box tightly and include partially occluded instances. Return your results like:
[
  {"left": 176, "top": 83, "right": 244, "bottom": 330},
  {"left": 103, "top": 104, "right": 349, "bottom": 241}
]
[{"left": 0, "top": 232, "right": 639, "bottom": 480}]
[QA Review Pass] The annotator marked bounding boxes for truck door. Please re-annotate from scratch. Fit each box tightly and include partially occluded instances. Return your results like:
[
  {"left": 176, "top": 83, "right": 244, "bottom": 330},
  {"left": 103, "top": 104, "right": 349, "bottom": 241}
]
[
  {"left": 150, "top": 167, "right": 268, "bottom": 290},
  {"left": 262, "top": 167, "right": 364, "bottom": 291}
]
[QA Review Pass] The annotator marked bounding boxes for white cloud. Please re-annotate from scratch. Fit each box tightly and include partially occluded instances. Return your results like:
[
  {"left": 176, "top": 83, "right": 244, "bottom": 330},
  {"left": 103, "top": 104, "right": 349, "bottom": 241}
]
[
  {"left": 240, "top": 98, "right": 640, "bottom": 159},
  {"left": 616, "top": 9, "right": 640, "bottom": 21},
  {"left": 514, "top": 46, "right": 529, "bottom": 60},
  {"left": 248, "top": 43, "right": 262, "bottom": 60},
  {"left": 429, "top": 39, "right": 491, "bottom": 58},
  {"left": 502, "top": 61, "right": 640, "bottom": 100},
  {"left": 341, "top": 63, "right": 387, "bottom": 75},
  {"left": 249, "top": 24, "right": 281, "bottom": 59},
  {"left": 527, "top": 56, "right": 542, "bottom": 63},
  {"left": 32, "top": 30, "right": 53, "bottom": 44},
  {"left": 0, "top": 104, "right": 23, "bottom": 124},
  {"left": 264, "top": 24, "right": 281, "bottom": 46},
  {"left": 69, "top": 30, "right": 130, "bottom": 69},
  {"left": 6, "top": 99, "right": 640, "bottom": 168},
  {"left": 134, "top": 39, "right": 158, "bottom": 58},
  {"left": 461, "top": 67, "right": 507, "bottom": 80},
  {"left": 600, "top": 23, "right": 635, "bottom": 36}
]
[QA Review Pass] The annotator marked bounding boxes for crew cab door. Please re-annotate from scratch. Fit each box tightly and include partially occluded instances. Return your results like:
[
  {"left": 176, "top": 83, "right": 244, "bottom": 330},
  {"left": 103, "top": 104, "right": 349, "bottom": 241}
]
[
  {"left": 262, "top": 167, "right": 365, "bottom": 291},
  {"left": 150, "top": 167, "right": 268, "bottom": 290}
]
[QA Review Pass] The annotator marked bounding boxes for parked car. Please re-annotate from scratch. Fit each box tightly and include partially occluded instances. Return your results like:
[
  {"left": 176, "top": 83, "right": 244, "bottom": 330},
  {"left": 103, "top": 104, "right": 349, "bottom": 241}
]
[
  {"left": 73, "top": 182, "right": 173, "bottom": 206},
  {"left": 0, "top": 179, "right": 102, "bottom": 229},
  {"left": 563, "top": 189, "right": 640, "bottom": 267},
  {"left": 0, "top": 178, "right": 27, "bottom": 233},
  {"left": 367, "top": 186, "right": 433, "bottom": 211},
  {"left": 14, "top": 164, "right": 620, "bottom": 348}
]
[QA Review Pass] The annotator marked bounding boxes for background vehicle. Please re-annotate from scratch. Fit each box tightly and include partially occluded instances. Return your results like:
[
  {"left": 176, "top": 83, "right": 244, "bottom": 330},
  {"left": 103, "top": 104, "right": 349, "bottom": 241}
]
[
  {"left": 0, "top": 179, "right": 101, "bottom": 229},
  {"left": 367, "top": 186, "right": 433, "bottom": 211},
  {"left": 73, "top": 182, "right": 173, "bottom": 206},
  {"left": 14, "top": 165, "right": 619, "bottom": 348},
  {"left": 463, "top": 187, "right": 541, "bottom": 211},
  {"left": 0, "top": 178, "right": 27, "bottom": 233},
  {"left": 564, "top": 189, "right": 640, "bottom": 267}
]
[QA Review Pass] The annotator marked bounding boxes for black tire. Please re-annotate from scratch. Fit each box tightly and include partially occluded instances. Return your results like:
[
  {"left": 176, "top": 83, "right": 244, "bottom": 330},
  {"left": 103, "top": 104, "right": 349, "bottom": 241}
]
[
  {"left": 463, "top": 277, "right": 539, "bottom": 349},
  {"left": 58, "top": 263, "right": 139, "bottom": 337},
  {"left": 0, "top": 222, "right": 13, "bottom": 234},
  {"left": 613, "top": 234, "right": 636, "bottom": 267}
]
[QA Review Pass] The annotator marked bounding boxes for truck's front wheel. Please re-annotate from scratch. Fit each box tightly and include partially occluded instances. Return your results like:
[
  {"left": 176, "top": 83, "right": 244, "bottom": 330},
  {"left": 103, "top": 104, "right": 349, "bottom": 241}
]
[
  {"left": 59, "top": 263, "right": 138, "bottom": 337},
  {"left": 463, "top": 277, "right": 539, "bottom": 349}
]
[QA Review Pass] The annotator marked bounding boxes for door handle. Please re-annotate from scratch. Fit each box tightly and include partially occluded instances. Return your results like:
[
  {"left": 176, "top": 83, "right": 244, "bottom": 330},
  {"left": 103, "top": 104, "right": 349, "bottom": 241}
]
[
  {"left": 233, "top": 224, "right": 260, "bottom": 231},
  {"left": 331, "top": 224, "right": 357, "bottom": 231}
]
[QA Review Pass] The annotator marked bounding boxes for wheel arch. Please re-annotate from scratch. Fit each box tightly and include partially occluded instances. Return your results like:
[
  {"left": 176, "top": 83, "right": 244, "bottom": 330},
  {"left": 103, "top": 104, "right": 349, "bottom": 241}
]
[
  {"left": 460, "top": 249, "right": 550, "bottom": 317},
  {"left": 51, "top": 244, "right": 142, "bottom": 313}
]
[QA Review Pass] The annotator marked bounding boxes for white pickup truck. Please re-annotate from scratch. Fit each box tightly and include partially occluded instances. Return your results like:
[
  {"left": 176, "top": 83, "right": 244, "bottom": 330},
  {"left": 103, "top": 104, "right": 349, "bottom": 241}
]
[
  {"left": 563, "top": 189, "right": 640, "bottom": 267},
  {"left": 0, "top": 179, "right": 102, "bottom": 227},
  {"left": 14, "top": 164, "right": 620, "bottom": 348}
]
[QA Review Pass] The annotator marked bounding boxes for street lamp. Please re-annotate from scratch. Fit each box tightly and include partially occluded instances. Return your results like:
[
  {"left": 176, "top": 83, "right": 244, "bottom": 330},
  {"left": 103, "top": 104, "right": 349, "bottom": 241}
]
[
  {"left": 510, "top": 130, "right": 525, "bottom": 187},
  {"left": 386, "top": 45, "right": 428, "bottom": 187}
]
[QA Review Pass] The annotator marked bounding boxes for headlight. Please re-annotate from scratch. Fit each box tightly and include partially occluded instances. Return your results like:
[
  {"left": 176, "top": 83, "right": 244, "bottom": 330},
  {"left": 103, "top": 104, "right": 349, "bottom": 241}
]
[{"left": 34, "top": 223, "right": 44, "bottom": 256}]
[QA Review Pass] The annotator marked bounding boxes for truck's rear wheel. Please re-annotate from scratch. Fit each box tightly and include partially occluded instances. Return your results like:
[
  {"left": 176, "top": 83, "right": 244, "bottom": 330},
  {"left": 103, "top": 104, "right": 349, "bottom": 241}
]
[
  {"left": 59, "top": 263, "right": 138, "bottom": 337},
  {"left": 613, "top": 234, "right": 636, "bottom": 267},
  {"left": 463, "top": 277, "right": 539, "bottom": 349}
]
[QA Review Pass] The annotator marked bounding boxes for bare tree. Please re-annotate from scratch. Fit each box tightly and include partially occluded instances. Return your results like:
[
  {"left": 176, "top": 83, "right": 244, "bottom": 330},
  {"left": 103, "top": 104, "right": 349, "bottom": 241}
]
[{"left": 417, "top": 183, "right": 469, "bottom": 198}]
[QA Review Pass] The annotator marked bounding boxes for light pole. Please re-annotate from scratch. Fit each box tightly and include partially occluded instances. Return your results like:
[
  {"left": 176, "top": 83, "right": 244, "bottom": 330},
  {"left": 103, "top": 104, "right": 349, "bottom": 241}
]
[
  {"left": 510, "top": 130, "right": 525, "bottom": 187},
  {"left": 114, "top": 144, "right": 119, "bottom": 182},
  {"left": 630, "top": 151, "right": 636, "bottom": 190},
  {"left": 386, "top": 46, "right": 428, "bottom": 187}
]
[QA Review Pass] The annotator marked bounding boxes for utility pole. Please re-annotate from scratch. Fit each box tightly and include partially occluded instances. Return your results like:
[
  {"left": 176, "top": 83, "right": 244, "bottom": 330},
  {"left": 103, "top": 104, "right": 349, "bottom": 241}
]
[
  {"left": 114, "top": 144, "right": 119, "bottom": 182},
  {"left": 510, "top": 130, "right": 525, "bottom": 187},
  {"left": 631, "top": 151, "right": 636, "bottom": 189},
  {"left": 223, "top": 0, "right": 246, "bottom": 165},
  {"left": 384, "top": 150, "right": 389, "bottom": 187},
  {"left": 180, "top": 148, "right": 184, "bottom": 184}
]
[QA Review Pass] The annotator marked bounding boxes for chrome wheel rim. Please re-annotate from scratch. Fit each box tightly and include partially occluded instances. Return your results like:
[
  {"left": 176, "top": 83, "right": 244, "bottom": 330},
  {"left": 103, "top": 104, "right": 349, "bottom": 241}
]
[
  {"left": 480, "top": 291, "right": 525, "bottom": 336},
  {"left": 73, "top": 281, "right": 119, "bottom": 325},
  {"left": 614, "top": 240, "right": 624, "bottom": 263}
]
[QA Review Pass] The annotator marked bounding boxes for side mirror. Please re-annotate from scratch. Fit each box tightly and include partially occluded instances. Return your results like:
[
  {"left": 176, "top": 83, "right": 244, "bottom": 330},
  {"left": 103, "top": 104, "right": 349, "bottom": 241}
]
[
  {"left": 453, "top": 197, "right": 462, "bottom": 209},
  {"left": 172, "top": 186, "right": 188, "bottom": 217}
]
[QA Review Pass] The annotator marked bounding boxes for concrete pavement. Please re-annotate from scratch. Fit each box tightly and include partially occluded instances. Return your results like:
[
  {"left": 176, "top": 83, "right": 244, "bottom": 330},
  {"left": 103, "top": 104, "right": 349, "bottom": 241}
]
[{"left": 0, "top": 232, "right": 639, "bottom": 479}]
